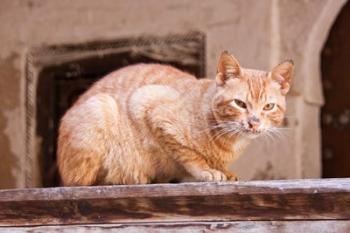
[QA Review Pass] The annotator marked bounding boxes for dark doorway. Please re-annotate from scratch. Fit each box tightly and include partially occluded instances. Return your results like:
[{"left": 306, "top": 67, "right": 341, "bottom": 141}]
[
  {"left": 27, "top": 32, "right": 206, "bottom": 187},
  {"left": 321, "top": 2, "right": 350, "bottom": 177}
]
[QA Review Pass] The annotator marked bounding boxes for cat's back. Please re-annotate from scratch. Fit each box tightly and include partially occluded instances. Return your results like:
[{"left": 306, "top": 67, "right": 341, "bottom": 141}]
[{"left": 76, "top": 64, "right": 198, "bottom": 105}]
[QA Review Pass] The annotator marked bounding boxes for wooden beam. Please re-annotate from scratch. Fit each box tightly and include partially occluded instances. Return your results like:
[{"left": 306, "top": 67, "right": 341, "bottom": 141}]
[
  {"left": 0, "top": 179, "right": 350, "bottom": 226},
  {"left": 1, "top": 221, "right": 350, "bottom": 233}
]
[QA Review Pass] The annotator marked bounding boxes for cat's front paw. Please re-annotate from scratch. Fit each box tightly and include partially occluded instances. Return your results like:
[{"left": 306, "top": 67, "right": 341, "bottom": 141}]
[
  {"left": 224, "top": 171, "right": 239, "bottom": 181},
  {"left": 195, "top": 169, "right": 227, "bottom": 182}
]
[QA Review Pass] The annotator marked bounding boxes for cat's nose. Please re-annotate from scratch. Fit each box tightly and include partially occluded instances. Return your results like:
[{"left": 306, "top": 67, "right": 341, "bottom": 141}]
[{"left": 247, "top": 116, "right": 260, "bottom": 129}]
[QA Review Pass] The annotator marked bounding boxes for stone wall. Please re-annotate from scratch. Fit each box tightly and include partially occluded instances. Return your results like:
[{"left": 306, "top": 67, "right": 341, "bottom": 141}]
[{"left": 0, "top": 0, "right": 346, "bottom": 188}]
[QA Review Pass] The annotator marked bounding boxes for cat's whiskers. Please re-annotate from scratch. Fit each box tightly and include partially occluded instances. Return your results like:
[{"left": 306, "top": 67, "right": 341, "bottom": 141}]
[
  {"left": 207, "top": 122, "right": 243, "bottom": 143},
  {"left": 263, "top": 127, "right": 291, "bottom": 142},
  {"left": 211, "top": 129, "right": 229, "bottom": 143},
  {"left": 262, "top": 129, "right": 276, "bottom": 144}
]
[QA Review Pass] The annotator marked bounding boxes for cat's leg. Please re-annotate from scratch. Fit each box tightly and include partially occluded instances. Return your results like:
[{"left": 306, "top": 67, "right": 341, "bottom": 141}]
[
  {"left": 130, "top": 85, "right": 227, "bottom": 182},
  {"left": 57, "top": 94, "right": 118, "bottom": 186},
  {"left": 58, "top": 147, "right": 101, "bottom": 186},
  {"left": 148, "top": 108, "right": 227, "bottom": 182},
  {"left": 222, "top": 170, "right": 239, "bottom": 181},
  {"left": 103, "top": 160, "right": 151, "bottom": 185},
  {"left": 166, "top": 141, "right": 228, "bottom": 182},
  {"left": 179, "top": 154, "right": 228, "bottom": 182}
]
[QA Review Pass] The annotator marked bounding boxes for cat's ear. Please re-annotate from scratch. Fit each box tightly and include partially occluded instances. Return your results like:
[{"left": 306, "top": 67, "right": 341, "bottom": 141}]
[
  {"left": 270, "top": 60, "right": 294, "bottom": 95},
  {"left": 216, "top": 51, "right": 241, "bottom": 86}
]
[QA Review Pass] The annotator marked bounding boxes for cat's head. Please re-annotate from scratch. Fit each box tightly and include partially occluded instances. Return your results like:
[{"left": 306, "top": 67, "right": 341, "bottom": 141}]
[{"left": 211, "top": 51, "right": 294, "bottom": 139}]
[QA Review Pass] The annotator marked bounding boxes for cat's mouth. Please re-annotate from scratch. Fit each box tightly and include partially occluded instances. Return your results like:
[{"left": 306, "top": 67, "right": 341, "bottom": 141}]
[
  {"left": 212, "top": 121, "right": 262, "bottom": 139},
  {"left": 241, "top": 128, "right": 262, "bottom": 138}
]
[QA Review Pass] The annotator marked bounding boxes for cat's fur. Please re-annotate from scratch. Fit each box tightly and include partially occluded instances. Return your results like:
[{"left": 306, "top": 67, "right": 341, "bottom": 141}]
[{"left": 57, "top": 51, "right": 293, "bottom": 186}]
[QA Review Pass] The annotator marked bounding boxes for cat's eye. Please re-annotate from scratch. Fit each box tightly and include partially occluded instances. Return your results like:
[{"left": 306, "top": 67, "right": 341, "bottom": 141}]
[
  {"left": 234, "top": 99, "right": 247, "bottom": 109},
  {"left": 263, "top": 103, "right": 275, "bottom": 111}
]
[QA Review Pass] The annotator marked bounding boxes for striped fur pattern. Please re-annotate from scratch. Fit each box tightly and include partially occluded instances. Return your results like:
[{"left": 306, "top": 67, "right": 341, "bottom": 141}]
[{"left": 57, "top": 51, "right": 294, "bottom": 186}]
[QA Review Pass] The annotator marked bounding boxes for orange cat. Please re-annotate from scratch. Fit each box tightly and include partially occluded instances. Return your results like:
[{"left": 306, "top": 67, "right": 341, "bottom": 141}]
[{"left": 57, "top": 51, "right": 293, "bottom": 186}]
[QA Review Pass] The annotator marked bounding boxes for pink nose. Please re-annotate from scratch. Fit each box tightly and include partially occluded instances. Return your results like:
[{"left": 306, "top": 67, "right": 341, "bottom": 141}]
[{"left": 248, "top": 116, "right": 260, "bottom": 130}]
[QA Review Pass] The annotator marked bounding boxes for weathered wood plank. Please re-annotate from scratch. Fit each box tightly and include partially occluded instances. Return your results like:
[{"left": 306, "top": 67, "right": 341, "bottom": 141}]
[
  {"left": 1, "top": 221, "right": 350, "bottom": 233},
  {"left": 0, "top": 179, "right": 350, "bottom": 226}
]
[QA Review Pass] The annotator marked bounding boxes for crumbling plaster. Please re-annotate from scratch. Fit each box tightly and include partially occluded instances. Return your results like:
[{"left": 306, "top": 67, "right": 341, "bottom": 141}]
[{"left": 0, "top": 0, "right": 347, "bottom": 187}]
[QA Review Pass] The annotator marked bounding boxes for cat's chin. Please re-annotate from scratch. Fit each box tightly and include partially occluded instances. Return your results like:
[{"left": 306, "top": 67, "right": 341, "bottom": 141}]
[
  {"left": 244, "top": 133, "right": 260, "bottom": 139},
  {"left": 241, "top": 130, "right": 261, "bottom": 139}
]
